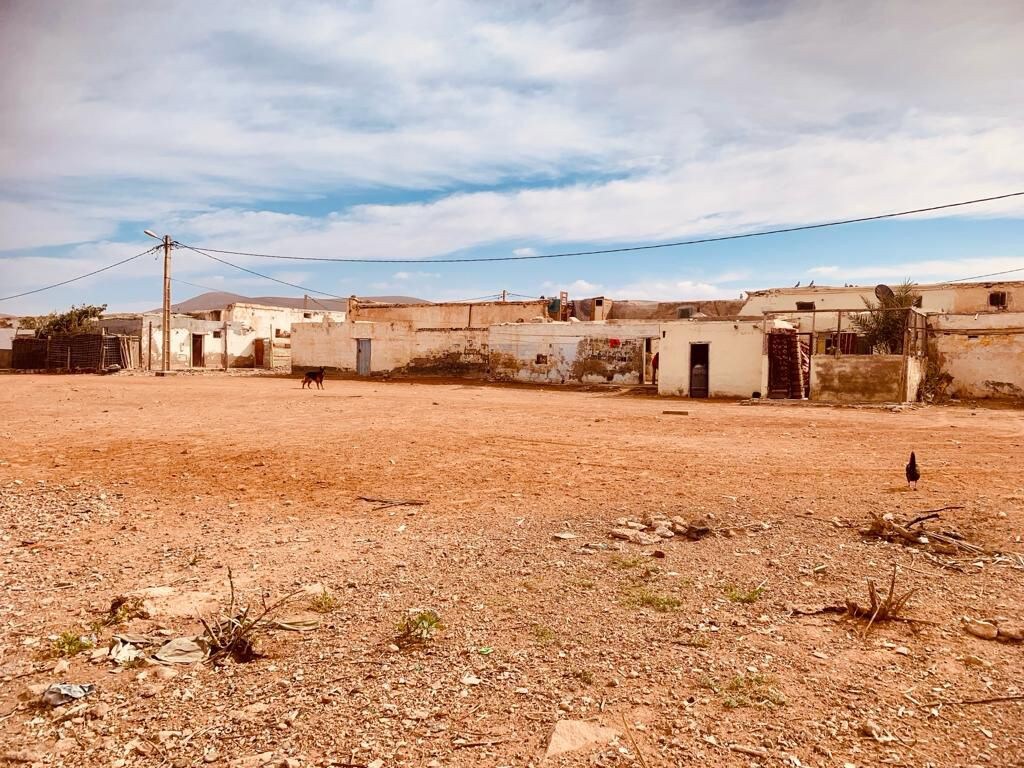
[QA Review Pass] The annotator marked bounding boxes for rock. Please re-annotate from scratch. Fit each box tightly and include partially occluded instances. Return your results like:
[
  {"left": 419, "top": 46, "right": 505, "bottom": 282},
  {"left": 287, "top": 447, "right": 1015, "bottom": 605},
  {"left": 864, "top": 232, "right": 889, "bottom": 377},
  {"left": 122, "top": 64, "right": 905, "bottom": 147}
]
[
  {"left": 552, "top": 532, "right": 577, "bottom": 541},
  {"left": 545, "top": 719, "right": 620, "bottom": 759},
  {"left": 229, "top": 753, "right": 276, "bottom": 768},
  {"left": 961, "top": 654, "right": 991, "bottom": 668},
  {"left": 609, "top": 528, "right": 661, "bottom": 546},
  {"left": 460, "top": 673, "right": 482, "bottom": 686},
  {"left": 368, "top": 761, "right": 384, "bottom": 768},
  {"left": 653, "top": 526, "right": 674, "bottom": 539},
  {"left": 140, "top": 683, "right": 163, "bottom": 698},
  {"left": 153, "top": 666, "right": 179, "bottom": 681},
  {"left": 53, "top": 659, "right": 70, "bottom": 675},
  {"left": 963, "top": 619, "right": 999, "bottom": 641},
  {"left": 407, "top": 708, "right": 430, "bottom": 720},
  {"left": 88, "top": 703, "right": 111, "bottom": 720},
  {"left": 154, "top": 637, "right": 206, "bottom": 664}
]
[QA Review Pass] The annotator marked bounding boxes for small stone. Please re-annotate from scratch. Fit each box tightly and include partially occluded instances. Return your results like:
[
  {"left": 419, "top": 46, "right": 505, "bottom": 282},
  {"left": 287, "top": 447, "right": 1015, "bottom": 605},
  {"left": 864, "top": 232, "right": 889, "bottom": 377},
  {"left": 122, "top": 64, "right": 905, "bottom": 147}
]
[
  {"left": 154, "top": 666, "right": 179, "bottom": 681},
  {"left": 552, "top": 532, "right": 577, "bottom": 540},
  {"left": 368, "top": 761, "right": 384, "bottom": 768},
  {"left": 53, "top": 659, "right": 70, "bottom": 674},
  {"left": 204, "top": 748, "right": 219, "bottom": 763},
  {"left": 407, "top": 708, "right": 430, "bottom": 720},
  {"left": 460, "top": 673, "right": 481, "bottom": 686},
  {"left": 653, "top": 526, "right": 674, "bottom": 539},
  {"left": 140, "top": 683, "right": 163, "bottom": 698},
  {"left": 894, "top": 646, "right": 910, "bottom": 656},
  {"left": 961, "top": 654, "right": 991, "bottom": 668},
  {"left": 88, "top": 703, "right": 111, "bottom": 720},
  {"left": 545, "top": 719, "right": 620, "bottom": 758}
]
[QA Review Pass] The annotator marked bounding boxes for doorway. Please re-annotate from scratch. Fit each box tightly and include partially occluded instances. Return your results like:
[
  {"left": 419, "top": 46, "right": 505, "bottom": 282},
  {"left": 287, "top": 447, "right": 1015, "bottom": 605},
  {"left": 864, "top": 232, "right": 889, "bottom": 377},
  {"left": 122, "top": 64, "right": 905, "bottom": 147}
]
[
  {"left": 356, "top": 339, "right": 371, "bottom": 376},
  {"left": 689, "top": 343, "right": 709, "bottom": 397},
  {"left": 191, "top": 334, "right": 204, "bottom": 368},
  {"left": 643, "top": 337, "right": 659, "bottom": 385},
  {"left": 254, "top": 339, "right": 265, "bottom": 368}
]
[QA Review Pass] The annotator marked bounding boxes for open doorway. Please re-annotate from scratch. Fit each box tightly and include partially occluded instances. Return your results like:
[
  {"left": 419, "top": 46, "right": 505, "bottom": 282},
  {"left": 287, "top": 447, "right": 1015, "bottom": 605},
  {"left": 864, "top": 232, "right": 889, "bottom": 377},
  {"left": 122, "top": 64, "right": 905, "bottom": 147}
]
[
  {"left": 689, "top": 343, "right": 709, "bottom": 397},
  {"left": 643, "top": 337, "right": 660, "bottom": 385},
  {"left": 191, "top": 334, "right": 204, "bottom": 368}
]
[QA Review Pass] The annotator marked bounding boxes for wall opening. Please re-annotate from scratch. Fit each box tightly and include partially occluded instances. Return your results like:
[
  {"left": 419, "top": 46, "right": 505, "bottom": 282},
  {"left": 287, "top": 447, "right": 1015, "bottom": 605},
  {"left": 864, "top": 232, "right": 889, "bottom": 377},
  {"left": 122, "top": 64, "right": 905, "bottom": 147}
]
[
  {"left": 191, "top": 334, "right": 205, "bottom": 368},
  {"left": 795, "top": 301, "right": 816, "bottom": 311},
  {"left": 689, "top": 343, "right": 709, "bottom": 397},
  {"left": 989, "top": 291, "right": 1007, "bottom": 309}
]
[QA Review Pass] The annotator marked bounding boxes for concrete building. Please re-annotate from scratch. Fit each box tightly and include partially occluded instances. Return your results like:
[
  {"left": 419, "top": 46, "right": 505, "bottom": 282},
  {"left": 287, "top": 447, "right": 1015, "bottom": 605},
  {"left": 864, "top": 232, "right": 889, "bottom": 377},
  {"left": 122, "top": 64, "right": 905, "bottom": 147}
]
[
  {"left": 742, "top": 280, "right": 1024, "bottom": 317},
  {"left": 96, "top": 313, "right": 257, "bottom": 369},
  {"left": 292, "top": 299, "right": 549, "bottom": 376},
  {"left": 929, "top": 311, "right": 1024, "bottom": 400},
  {"left": 488, "top": 321, "right": 661, "bottom": 385},
  {"left": 656, "top": 318, "right": 771, "bottom": 398}
]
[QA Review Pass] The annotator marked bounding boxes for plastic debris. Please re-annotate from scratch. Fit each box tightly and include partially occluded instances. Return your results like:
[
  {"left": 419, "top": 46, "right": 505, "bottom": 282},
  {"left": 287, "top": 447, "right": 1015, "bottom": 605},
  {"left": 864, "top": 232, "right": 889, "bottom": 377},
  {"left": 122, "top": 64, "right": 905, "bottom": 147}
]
[
  {"left": 41, "top": 683, "right": 96, "bottom": 707},
  {"left": 154, "top": 637, "right": 206, "bottom": 664}
]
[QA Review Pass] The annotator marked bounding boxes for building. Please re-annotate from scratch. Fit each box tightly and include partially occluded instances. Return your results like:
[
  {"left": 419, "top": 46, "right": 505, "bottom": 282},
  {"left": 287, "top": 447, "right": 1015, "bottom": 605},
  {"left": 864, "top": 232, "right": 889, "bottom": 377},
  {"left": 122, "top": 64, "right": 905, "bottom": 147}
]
[{"left": 292, "top": 299, "right": 549, "bottom": 376}]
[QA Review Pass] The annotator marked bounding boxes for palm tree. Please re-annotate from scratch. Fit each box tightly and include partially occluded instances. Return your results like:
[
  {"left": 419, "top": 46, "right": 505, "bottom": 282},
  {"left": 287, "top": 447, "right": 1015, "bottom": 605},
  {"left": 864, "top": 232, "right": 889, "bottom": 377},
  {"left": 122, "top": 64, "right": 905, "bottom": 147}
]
[{"left": 851, "top": 280, "right": 919, "bottom": 354}]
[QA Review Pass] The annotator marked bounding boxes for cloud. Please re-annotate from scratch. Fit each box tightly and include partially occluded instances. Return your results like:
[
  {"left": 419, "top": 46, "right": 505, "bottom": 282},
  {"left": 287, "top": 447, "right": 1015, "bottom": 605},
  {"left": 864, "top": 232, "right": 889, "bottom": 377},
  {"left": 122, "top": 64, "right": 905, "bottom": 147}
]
[
  {"left": 513, "top": 247, "right": 538, "bottom": 257},
  {"left": 808, "top": 266, "right": 840, "bottom": 275},
  {"left": 602, "top": 278, "right": 740, "bottom": 301},
  {"left": 393, "top": 270, "right": 440, "bottom": 280},
  {"left": 799, "top": 256, "right": 1024, "bottom": 284}
]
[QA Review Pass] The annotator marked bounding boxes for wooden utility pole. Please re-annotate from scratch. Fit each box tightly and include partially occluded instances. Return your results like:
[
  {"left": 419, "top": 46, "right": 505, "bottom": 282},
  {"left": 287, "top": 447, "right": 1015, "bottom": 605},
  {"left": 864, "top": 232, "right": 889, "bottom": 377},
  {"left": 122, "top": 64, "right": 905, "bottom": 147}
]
[
  {"left": 162, "top": 235, "right": 172, "bottom": 371},
  {"left": 501, "top": 289, "right": 507, "bottom": 302}
]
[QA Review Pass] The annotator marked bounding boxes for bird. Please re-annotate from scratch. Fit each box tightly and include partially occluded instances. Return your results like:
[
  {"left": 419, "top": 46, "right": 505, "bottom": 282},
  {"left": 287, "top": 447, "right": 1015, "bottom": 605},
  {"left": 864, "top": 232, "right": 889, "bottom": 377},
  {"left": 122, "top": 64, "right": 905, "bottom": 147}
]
[
  {"left": 808, "top": 280, "right": 815, "bottom": 287},
  {"left": 905, "top": 452, "right": 920, "bottom": 490},
  {"left": 794, "top": 281, "right": 801, "bottom": 288}
]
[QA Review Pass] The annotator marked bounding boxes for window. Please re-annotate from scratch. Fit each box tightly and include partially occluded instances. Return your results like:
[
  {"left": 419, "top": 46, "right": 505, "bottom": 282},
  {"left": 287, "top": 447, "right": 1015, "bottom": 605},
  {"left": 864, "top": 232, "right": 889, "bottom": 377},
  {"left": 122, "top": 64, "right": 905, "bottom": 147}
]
[
  {"left": 212, "top": 330, "right": 222, "bottom": 339},
  {"left": 535, "top": 353, "right": 548, "bottom": 364},
  {"left": 989, "top": 291, "right": 1007, "bottom": 309},
  {"left": 595, "top": 298, "right": 604, "bottom": 306},
  {"left": 795, "top": 301, "right": 816, "bottom": 311},
  {"left": 677, "top": 307, "right": 693, "bottom": 319},
  {"left": 303, "top": 312, "right": 313, "bottom": 318}
]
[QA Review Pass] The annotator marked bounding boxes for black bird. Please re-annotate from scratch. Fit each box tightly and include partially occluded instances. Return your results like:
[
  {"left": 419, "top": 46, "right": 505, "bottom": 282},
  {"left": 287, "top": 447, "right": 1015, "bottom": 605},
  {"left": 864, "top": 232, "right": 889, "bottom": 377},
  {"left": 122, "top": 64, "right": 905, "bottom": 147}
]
[
  {"left": 905, "top": 452, "right": 920, "bottom": 490},
  {"left": 808, "top": 280, "right": 815, "bottom": 287},
  {"left": 794, "top": 281, "right": 801, "bottom": 287}
]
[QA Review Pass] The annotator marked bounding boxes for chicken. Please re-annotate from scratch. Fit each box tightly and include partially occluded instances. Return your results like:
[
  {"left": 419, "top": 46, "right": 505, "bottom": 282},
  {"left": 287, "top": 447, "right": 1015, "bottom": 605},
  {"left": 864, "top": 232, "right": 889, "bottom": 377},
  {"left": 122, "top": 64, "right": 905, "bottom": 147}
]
[{"left": 905, "top": 451, "right": 920, "bottom": 490}]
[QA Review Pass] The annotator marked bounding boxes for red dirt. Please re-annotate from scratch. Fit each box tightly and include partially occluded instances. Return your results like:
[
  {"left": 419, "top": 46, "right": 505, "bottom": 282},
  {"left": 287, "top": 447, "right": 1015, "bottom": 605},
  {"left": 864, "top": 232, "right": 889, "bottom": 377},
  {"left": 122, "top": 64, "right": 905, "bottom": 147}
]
[{"left": 1, "top": 374, "right": 1023, "bottom": 767}]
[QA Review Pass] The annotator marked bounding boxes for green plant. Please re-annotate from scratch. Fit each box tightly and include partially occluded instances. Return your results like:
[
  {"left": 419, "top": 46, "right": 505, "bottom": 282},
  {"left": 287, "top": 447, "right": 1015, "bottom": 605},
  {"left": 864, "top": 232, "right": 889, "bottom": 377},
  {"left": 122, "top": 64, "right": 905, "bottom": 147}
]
[
  {"left": 396, "top": 610, "right": 443, "bottom": 646},
  {"left": 50, "top": 631, "right": 93, "bottom": 658},
  {"left": 722, "top": 673, "right": 786, "bottom": 709},
  {"left": 625, "top": 588, "right": 681, "bottom": 612},
  {"left": 571, "top": 668, "right": 595, "bottom": 685},
  {"left": 850, "top": 280, "right": 920, "bottom": 354},
  {"left": 609, "top": 555, "right": 646, "bottom": 570},
  {"left": 724, "top": 584, "right": 764, "bottom": 604},
  {"left": 920, "top": 359, "right": 954, "bottom": 402},
  {"left": 308, "top": 590, "right": 338, "bottom": 614},
  {"left": 20, "top": 304, "right": 108, "bottom": 336}
]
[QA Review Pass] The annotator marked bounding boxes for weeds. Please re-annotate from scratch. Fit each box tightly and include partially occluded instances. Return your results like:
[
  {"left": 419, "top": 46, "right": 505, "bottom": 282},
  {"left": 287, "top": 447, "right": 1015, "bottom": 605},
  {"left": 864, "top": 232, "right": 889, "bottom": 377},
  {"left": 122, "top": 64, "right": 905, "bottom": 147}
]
[
  {"left": 308, "top": 590, "right": 338, "bottom": 614},
  {"left": 102, "top": 595, "right": 149, "bottom": 626},
  {"left": 396, "top": 609, "right": 443, "bottom": 647},
  {"left": 50, "top": 631, "right": 93, "bottom": 658},
  {"left": 531, "top": 624, "right": 557, "bottom": 645},
  {"left": 199, "top": 567, "right": 302, "bottom": 663},
  {"left": 678, "top": 634, "right": 709, "bottom": 649},
  {"left": 721, "top": 673, "right": 786, "bottom": 709},
  {"left": 724, "top": 583, "right": 764, "bottom": 604},
  {"left": 571, "top": 668, "right": 595, "bottom": 685},
  {"left": 609, "top": 555, "right": 646, "bottom": 569},
  {"left": 625, "top": 588, "right": 681, "bottom": 612}
]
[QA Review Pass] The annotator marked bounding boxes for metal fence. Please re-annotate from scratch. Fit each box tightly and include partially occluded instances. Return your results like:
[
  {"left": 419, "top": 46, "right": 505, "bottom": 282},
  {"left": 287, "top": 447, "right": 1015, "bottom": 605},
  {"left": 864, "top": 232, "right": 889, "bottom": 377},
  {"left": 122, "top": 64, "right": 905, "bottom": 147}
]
[{"left": 11, "top": 334, "right": 139, "bottom": 371}]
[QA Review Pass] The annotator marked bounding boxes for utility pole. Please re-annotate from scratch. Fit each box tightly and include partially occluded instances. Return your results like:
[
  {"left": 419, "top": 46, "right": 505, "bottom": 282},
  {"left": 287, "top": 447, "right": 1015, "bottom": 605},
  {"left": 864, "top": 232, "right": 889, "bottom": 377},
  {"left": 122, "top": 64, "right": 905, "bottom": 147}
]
[
  {"left": 145, "top": 229, "right": 173, "bottom": 374},
  {"left": 162, "top": 235, "right": 172, "bottom": 372},
  {"left": 501, "top": 289, "right": 507, "bottom": 302}
]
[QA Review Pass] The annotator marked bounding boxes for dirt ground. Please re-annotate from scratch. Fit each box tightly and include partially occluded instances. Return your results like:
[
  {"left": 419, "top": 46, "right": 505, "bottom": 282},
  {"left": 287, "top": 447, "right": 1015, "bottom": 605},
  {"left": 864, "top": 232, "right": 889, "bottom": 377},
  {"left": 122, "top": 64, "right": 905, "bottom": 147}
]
[{"left": 1, "top": 374, "right": 1023, "bottom": 768}]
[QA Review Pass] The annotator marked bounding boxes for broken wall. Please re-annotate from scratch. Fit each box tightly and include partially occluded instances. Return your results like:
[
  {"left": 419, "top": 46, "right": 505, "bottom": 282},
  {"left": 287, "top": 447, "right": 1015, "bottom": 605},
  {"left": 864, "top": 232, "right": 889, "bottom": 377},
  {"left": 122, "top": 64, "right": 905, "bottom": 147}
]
[
  {"left": 488, "top": 321, "right": 659, "bottom": 385},
  {"left": 351, "top": 301, "right": 547, "bottom": 329},
  {"left": 657, "top": 320, "right": 765, "bottom": 397},
  {"left": 929, "top": 312, "right": 1024, "bottom": 400}
]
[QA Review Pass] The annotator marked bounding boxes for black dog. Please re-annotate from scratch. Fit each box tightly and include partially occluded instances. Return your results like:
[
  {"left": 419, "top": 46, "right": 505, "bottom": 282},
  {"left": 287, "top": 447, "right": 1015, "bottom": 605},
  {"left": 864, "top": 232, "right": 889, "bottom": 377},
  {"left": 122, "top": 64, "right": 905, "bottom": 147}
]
[{"left": 302, "top": 366, "right": 326, "bottom": 390}]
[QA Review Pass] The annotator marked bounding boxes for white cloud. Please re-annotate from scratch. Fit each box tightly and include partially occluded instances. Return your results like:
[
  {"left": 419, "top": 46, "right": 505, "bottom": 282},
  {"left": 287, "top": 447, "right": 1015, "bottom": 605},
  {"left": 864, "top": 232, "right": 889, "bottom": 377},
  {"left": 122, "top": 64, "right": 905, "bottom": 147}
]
[
  {"left": 393, "top": 270, "right": 440, "bottom": 280},
  {"left": 602, "top": 279, "right": 739, "bottom": 301},
  {"left": 800, "top": 256, "right": 1024, "bottom": 284},
  {"left": 513, "top": 247, "right": 538, "bottom": 257}
]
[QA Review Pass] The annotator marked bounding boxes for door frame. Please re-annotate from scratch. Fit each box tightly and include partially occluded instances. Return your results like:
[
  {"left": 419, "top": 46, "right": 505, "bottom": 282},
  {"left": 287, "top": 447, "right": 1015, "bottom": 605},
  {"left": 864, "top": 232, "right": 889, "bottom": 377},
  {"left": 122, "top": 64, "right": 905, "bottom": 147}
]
[
  {"left": 191, "top": 334, "right": 205, "bottom": 368},
  {"left": 356, "top": 338, "right": 372, "bottom": 377},
  {"left": 689, "top": 342, "right": 709, "bottom": 397}
]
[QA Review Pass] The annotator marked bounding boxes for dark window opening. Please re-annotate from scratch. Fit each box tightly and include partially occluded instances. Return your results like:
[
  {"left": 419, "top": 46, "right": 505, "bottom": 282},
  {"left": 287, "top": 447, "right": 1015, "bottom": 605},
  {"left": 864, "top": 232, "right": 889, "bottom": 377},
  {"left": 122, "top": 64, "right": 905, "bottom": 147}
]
[
  {"left": 535, "top": 353, "right": 548, "bottom": 364},
  {"left": 989, "top": 291, "right": 1007, "bottom": 308},
  {"left": 968, "top": 335, "right": 979, "bottom": 340},
  {"left": 212, "top": 330, "right": 222, "bottom": 339},
  {"left": 595, "top": 298, "right": 604, "bottom": 306},
  {"left": 677, "top": 307, "right": 693, "bottom": 318},
  {"left": 795, "top": 301, "right": 816, "bottom": 311},
  {"left": 303, "top": 312, "right": 313, "bottom": 318}
]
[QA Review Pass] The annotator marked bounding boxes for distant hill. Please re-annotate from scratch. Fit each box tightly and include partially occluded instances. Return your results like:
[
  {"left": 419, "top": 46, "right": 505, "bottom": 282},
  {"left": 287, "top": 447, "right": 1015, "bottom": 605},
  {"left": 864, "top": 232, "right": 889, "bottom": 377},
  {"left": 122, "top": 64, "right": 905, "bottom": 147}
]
[{"left": 158, "top": 291, "right": 429, "bottom": 313}]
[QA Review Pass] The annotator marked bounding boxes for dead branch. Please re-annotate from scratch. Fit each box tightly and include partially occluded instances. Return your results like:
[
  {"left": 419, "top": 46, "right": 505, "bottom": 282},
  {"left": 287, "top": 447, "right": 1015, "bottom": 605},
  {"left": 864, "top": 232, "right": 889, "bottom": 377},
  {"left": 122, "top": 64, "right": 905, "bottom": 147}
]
[
  {"left": 845, "top": 566, "right": 920, "bottom": 633},
  {"left": 861, "top": 511, "right": 991, "bottom": 557},
  {"left": 923, "top": 694, "right": 1024, "bottom": 708},
  {"left": 201, "top": 569, "right": 304, "bottom": 663},
  {"left": 620, "top": 715, "right": 651, "bottom": 768}
]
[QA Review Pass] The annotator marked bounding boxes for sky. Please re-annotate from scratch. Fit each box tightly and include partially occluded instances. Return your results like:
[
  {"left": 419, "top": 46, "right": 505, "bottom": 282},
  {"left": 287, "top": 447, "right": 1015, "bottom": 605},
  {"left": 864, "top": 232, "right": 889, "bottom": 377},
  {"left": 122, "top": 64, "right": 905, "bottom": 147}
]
[{"left": 1, "top": 0, "right": 1024, "bottom": 315}]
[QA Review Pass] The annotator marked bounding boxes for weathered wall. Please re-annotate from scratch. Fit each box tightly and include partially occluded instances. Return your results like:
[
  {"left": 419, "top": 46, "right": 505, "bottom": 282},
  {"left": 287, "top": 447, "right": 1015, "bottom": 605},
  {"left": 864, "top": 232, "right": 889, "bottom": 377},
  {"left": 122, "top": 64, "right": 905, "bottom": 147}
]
[
  {"left": 929, "top": 312, "right": 1024, "bottom": 400},
  {"left": 292, "top": 320, "right": 413, "bottom": 373},
  {"left": 407, "top": 329, "right": 489, "bottom": 376},
  {"left": 904, "top": 356, "right": 926, "bottom": 402},
  {"left": 351, "top": 301, "right": 547, "bottom": 329},
  {"left": 810, "top": 355, "right": 905, "bottom": 403},
  {"left": 742, "top": 281, "right": 1024, "bottom": 316},
  {"left": 488, "top": 321, "right": 659, "bottom": 384},
  {"left": 657, "top": 320, "right": 765, "bottom": 398},
  {"left": 0, "top": 349, "right": 11, "bottom": 368},
  {"left": 97, "top": 314, "right": 254, "bottom": 369}
]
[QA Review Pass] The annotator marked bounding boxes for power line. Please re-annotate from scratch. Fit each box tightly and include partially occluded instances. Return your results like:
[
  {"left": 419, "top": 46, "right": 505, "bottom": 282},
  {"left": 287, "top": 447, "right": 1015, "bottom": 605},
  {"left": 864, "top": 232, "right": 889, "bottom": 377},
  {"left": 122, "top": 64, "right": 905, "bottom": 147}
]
[
  {"left": 0, "top": 246, "right": 161, "bottom": 303},
  {"left": 180, "top": 191, "right": 1024, "bottom": 265},
  {"left": 948, "top": 265, "right": 1024, "bottom": 283},
  {"left": 177, "top": 244, "right": 348, "bottom": 299},
  {"left": 170, "top": 276, "right": 231, "bottom": 294}
]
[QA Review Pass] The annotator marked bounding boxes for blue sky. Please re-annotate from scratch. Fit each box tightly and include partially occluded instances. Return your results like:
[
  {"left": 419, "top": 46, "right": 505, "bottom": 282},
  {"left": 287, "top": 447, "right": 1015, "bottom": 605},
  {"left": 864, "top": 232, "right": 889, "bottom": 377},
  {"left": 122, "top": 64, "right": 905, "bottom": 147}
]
[{"left": 2, "top": 0, "right": 1023, "bottom": 315}]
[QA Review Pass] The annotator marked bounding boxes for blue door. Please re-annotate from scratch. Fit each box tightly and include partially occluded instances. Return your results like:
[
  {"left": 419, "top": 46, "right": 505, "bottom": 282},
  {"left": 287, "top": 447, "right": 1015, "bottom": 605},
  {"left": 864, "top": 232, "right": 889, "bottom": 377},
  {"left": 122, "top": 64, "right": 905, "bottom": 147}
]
[{"left": 356, "top": 339, "right": 371, "bottom": 376}]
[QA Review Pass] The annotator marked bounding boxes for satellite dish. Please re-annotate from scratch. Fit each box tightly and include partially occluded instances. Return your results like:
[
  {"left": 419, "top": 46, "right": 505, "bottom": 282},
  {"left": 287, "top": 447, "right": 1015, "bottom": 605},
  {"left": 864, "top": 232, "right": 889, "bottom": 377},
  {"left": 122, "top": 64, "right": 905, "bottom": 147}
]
[{"left": 874, "top": 284, "right": 895, "bottom": 302}]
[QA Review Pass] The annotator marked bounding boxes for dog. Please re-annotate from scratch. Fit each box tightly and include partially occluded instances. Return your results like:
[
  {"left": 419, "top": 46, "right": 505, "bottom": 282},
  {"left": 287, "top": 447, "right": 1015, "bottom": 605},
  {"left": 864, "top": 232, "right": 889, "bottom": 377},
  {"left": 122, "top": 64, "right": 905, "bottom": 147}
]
[{"left": 302, "top": 366, "right": 326, "bottom": 390}]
